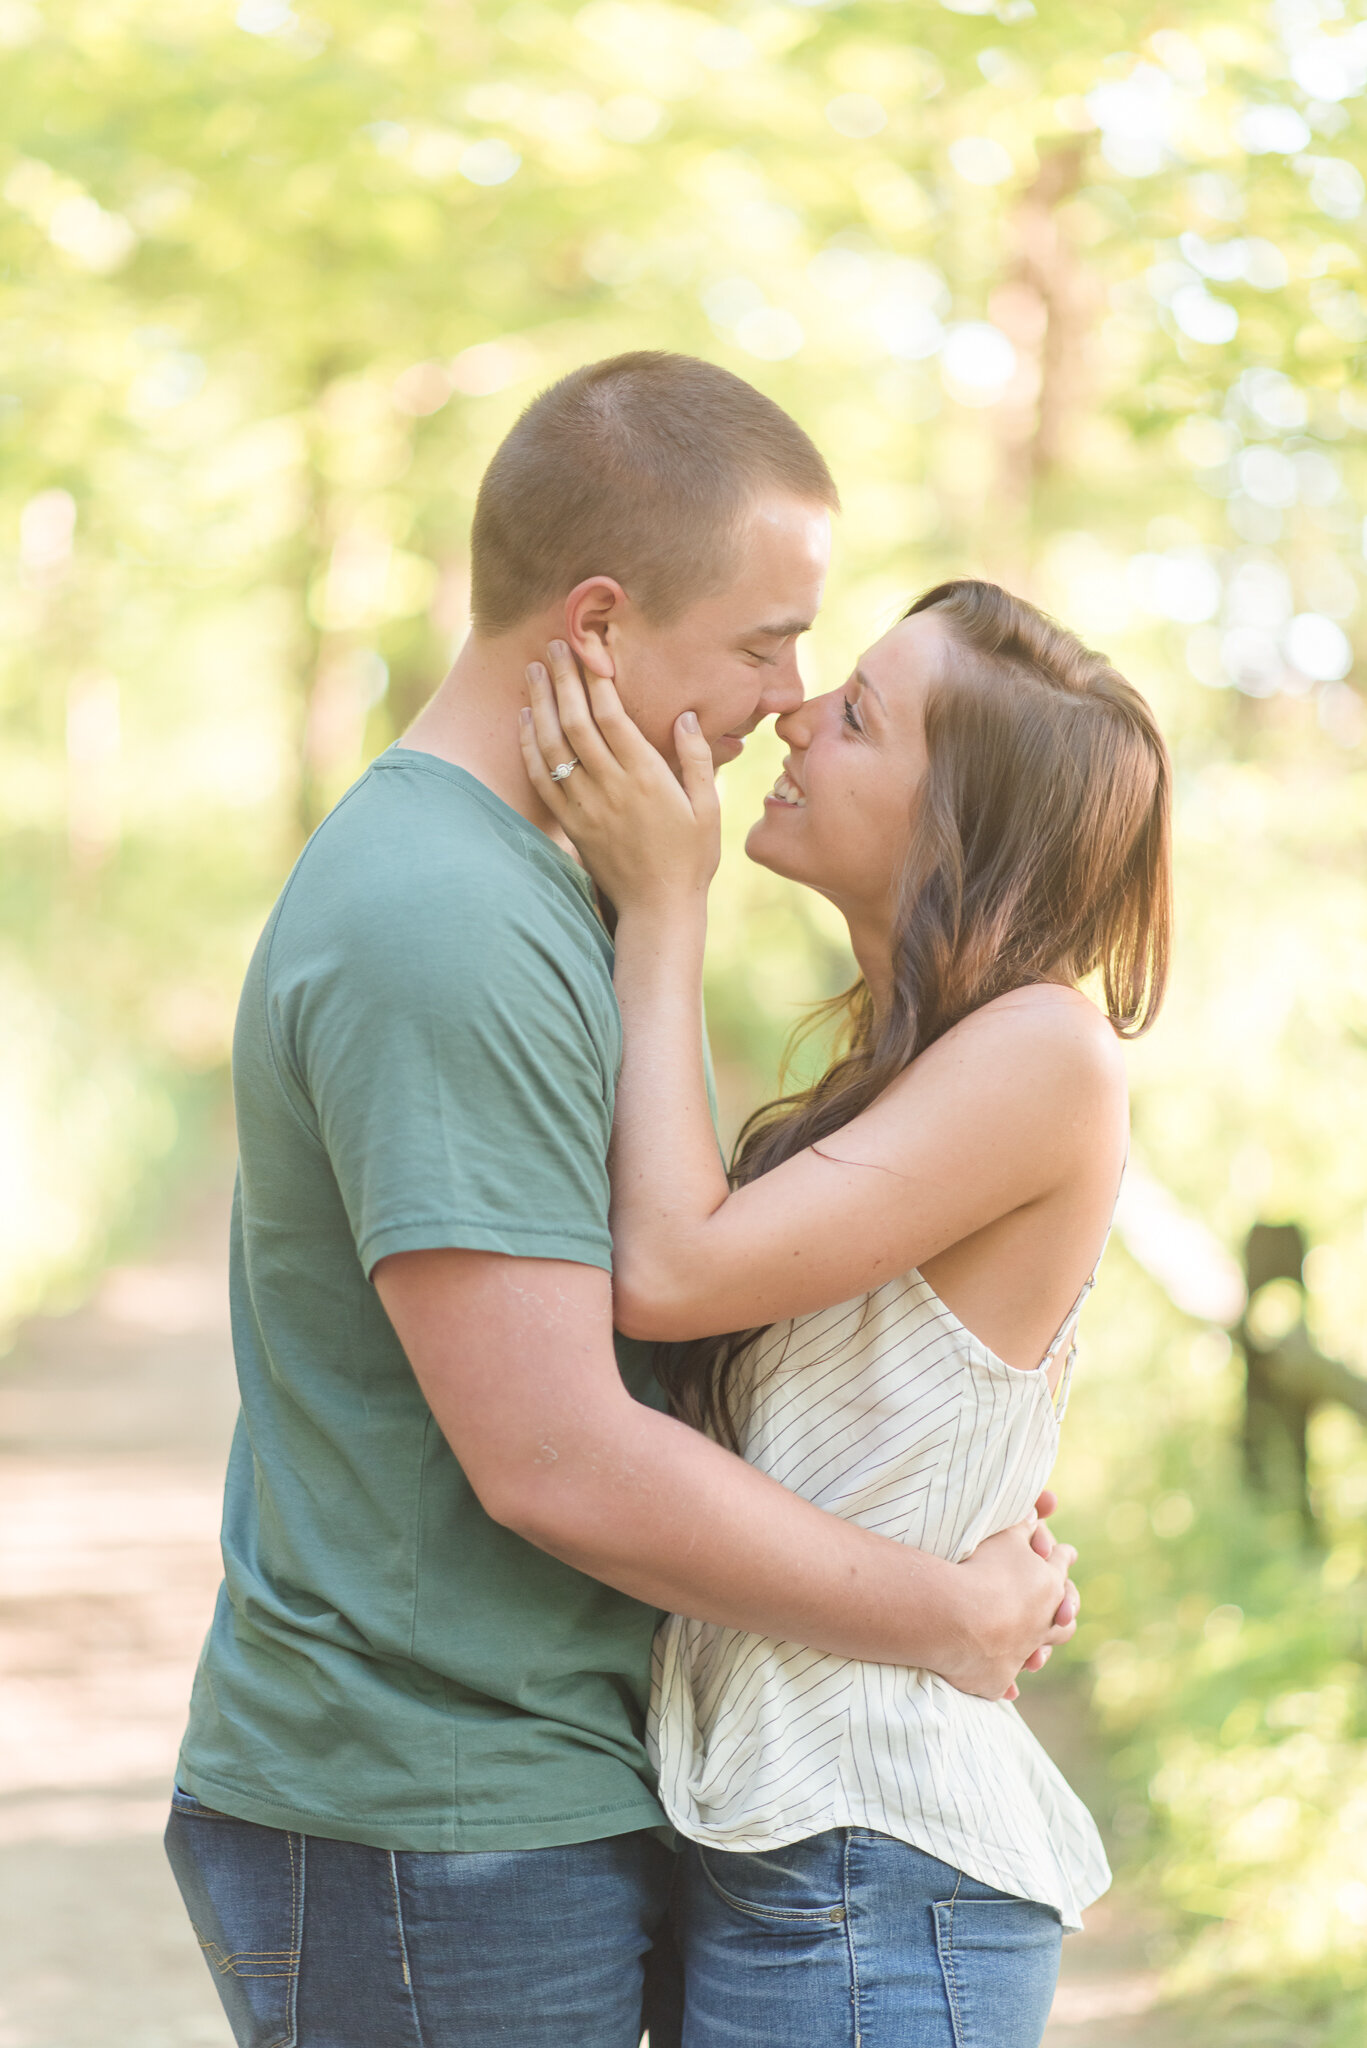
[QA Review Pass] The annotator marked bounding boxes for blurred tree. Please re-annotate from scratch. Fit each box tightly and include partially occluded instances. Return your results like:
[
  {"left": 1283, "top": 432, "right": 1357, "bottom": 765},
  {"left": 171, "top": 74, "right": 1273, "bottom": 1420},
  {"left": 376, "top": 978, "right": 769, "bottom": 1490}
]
[{"left": 1238, "top": 1220, "right": 1367, "bottom": 1537}]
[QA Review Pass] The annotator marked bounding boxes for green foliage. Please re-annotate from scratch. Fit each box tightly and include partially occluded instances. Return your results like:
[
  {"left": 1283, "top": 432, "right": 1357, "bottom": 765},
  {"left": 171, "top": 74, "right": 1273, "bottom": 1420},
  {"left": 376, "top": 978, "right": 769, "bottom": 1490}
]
[
  {"left": 4, "top": 2, "right": 1367, "bottom": 2026},
  {"left": 1045, "top": 1247, "right": 1367, "bottom": 2013}
]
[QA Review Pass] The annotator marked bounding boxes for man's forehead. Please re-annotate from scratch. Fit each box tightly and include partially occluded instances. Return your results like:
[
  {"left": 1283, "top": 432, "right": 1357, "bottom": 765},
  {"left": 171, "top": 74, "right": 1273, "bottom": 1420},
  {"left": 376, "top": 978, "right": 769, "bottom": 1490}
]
[
  {"left": 735, "top": 497, "right": 832, "bottom": 572},
  {"left": 710, "top": 499, "right": 829, "bottom": 634}
]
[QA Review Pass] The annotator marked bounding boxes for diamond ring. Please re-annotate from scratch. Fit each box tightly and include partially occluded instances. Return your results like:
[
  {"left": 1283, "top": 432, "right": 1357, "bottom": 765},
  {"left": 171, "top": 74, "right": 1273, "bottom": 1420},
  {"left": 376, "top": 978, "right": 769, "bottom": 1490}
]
[{"left": 549, "top": 758, "right": 580, "bottom": 782}]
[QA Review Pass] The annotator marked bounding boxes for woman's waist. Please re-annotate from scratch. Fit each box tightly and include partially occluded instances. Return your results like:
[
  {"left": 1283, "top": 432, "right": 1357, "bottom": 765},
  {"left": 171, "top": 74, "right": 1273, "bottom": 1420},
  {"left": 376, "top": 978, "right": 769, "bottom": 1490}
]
[
  {"left": 654, "top": 1617, "right": 1019, "bottom": 1747},
  {"left": 652, "top": 1629, "right": 1094, "bottom": 1839}
]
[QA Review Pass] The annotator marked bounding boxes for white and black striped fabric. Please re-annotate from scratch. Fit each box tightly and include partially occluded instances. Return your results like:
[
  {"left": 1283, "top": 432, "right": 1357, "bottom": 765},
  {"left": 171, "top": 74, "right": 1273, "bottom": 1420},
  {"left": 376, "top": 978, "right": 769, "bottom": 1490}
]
[{"left": 650, "top": 1271, "right": 1112, "bottom": 1932}]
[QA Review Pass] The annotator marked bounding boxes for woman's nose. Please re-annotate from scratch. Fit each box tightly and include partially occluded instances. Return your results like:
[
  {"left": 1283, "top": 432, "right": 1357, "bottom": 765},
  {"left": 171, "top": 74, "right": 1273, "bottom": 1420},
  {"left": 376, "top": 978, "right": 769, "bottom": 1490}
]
[{"left": 775, "top": 686, "right": 835, "bottom": 750}]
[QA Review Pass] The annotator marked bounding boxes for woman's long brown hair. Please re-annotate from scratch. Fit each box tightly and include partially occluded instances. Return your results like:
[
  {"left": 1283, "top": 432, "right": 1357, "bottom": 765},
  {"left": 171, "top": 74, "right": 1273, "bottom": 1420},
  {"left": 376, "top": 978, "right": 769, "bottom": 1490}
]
[{"left": 658, "top": 578, "right": 1173, "bottom": 1450}]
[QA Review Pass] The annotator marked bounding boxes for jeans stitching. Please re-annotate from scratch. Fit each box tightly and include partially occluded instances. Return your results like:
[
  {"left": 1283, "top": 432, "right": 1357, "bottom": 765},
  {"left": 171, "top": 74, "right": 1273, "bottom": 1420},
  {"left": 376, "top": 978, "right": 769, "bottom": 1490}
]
[
  {"left": 174, "top": 1774, "right": 302, "bottom": 2044},
  {"left": 268, "top": 1830, "right": 303, "bottom": 2048},
  {"left": 696, "top": 1851, "right": 845, "bottom": 1925},
  {"left": 388, "top": 1851, "right": 427, "bottom": 2047},
  {"left": 173, "top": 1795, "right": 236, "bottom": 1822},
  {"left": 201, "top": 1948, "right": 297, "bottom": 1971},
  {"left": 196, "top": 1936, "right": 297, "bottom": 1978},
  {"left": 843, "top": 1831, "right": 862, "bottom": 2048},
  {"left": 936, "top": 1873, "right": 966, "bottom": 2048}
]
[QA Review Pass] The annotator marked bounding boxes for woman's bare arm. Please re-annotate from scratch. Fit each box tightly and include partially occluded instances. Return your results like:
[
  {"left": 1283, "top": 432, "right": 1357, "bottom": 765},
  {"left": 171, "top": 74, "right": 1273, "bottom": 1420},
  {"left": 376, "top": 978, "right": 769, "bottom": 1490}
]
[{"left": 609, "top": 922, "right": 1123, "bottom": 1341}]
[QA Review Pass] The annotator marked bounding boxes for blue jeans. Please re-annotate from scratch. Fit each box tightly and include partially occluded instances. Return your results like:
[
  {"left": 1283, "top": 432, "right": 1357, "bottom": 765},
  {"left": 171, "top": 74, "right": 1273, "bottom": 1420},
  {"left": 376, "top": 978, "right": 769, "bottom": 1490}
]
[
  {"left": 164, "top": 1787, "right": 680, "bottom": 2046},
  {"left": 677, "top": 1830, "right": 1061, "bottom": 2048}
]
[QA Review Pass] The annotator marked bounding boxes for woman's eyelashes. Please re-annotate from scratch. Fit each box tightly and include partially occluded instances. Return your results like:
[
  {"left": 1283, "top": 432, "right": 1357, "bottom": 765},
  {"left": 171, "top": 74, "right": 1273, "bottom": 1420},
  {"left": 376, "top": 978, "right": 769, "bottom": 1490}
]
[{"left": 841, "top": 694, "right": 862, "bottom": 732}]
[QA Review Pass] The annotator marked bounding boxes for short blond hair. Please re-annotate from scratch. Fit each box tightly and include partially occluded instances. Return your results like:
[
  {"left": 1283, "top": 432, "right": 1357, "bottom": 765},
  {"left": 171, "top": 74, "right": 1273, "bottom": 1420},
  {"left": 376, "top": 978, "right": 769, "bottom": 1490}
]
[{"left": 469, "top": 352, "right": 839, "bottom": 635}]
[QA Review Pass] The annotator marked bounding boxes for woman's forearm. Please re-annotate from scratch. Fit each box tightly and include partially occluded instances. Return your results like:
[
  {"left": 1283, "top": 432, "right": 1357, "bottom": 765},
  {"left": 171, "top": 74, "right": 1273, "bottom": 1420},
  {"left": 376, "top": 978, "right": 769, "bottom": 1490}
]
[{"left": 608, "top": 899, "right": 732, "bottom": 1317}]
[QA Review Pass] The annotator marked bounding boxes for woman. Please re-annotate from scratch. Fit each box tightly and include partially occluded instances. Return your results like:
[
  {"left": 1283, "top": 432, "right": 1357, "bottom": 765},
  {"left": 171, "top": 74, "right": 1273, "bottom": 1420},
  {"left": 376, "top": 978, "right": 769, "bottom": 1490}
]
[{"left": 519, "top": 579, "right": 1171, "bottom": 2048}]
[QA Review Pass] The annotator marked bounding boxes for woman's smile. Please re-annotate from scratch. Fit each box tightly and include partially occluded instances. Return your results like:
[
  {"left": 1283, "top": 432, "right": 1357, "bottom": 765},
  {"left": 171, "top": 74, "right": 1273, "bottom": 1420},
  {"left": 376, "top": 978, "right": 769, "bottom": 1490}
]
[{"left": 765, "top": 767, "right": 807, "bottom": 809}]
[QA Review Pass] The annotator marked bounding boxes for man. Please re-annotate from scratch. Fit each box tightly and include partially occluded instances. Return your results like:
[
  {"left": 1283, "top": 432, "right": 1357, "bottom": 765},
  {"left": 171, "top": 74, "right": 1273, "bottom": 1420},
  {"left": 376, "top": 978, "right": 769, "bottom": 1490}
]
[{"left": 166, "top": 353, "right": 1077, "bottom": 2046}]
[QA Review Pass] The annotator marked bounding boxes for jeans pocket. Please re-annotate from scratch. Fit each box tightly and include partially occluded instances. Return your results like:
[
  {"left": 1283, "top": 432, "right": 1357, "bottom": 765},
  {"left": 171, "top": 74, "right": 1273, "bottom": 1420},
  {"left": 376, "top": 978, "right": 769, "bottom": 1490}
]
[
  {"left": 932, "top": 1894, "right": 1061, "bottom": 2048},
  {"left": 693, "top": 1838, "right": 849, "bottom": 1927},
  {"left": 170, "top": 1787, "right": 232, "bottom": 1820},
  {"left": 164, "top": 1790, "right": 304, "bottom": 2048}
]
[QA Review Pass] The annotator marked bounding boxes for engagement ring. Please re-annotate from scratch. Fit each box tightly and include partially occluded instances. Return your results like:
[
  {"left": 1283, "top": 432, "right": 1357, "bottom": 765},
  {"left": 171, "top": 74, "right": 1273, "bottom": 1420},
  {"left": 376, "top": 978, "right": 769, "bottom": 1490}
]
[{"left": 550, "top": 758, "right": 580, "bottom": 782}]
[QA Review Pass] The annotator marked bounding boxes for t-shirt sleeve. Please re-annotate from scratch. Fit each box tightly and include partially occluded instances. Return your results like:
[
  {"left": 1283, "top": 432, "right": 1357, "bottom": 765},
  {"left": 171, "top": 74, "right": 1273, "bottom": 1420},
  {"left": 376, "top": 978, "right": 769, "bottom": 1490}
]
[{"left": 277, "top": 888, "right": 618, "bottom": 1278}]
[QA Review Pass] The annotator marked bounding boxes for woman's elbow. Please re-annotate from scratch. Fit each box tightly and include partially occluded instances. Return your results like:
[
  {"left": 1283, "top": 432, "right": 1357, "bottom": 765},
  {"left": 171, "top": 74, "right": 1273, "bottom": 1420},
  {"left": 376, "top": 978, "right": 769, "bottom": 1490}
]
[
  {"left": 612, "top": 1284, "right": 672, "bottom": 1343},
  {"left": 612, "top": 1255, "right": 690, "bottom": 1343}
]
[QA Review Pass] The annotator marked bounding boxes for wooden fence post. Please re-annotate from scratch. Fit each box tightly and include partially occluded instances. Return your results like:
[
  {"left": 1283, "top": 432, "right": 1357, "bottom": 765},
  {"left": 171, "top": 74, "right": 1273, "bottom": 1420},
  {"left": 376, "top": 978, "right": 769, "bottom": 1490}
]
[{"left": 1235, "top": 1221, "right": 1367, "bottom": 1539}]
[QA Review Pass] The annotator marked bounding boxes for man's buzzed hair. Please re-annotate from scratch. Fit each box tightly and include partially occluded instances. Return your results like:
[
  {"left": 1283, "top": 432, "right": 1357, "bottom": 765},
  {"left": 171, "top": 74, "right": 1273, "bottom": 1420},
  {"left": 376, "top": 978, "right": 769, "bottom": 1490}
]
[{"left": 469, "top": 351, "right": 839, "bottom": 636}]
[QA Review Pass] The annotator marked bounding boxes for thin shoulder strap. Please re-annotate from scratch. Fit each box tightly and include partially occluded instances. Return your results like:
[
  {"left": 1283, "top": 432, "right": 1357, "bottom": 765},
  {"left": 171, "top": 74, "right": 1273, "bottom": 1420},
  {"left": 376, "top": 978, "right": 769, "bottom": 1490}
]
[
  {"left": 1039, "top": 1279, "right": 1096, "bottom": 1423},
  {"left": 1038, "top": 1272, "right": 1099, "bottom": 1375},
  {"left": 1038, "top": 1151, "right": 1129, "bottom": 1419}
]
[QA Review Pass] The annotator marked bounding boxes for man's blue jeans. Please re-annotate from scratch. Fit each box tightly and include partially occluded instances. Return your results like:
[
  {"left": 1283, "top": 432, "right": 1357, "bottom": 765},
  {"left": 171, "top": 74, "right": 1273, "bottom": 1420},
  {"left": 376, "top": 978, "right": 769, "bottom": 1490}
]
[
  {"left": 677, "top": 1829, "right": 1062, "bottom": 2047},
  {"left": 164, "top": 1787, "right": 680, "bottom": 2046}
]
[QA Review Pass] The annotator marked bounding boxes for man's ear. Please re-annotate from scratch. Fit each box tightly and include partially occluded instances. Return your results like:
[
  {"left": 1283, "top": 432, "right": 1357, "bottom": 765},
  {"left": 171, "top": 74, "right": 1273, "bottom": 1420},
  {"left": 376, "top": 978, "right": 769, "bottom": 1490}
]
[{"left": 563, "top": 577, "right": 629, "bottom": 679}]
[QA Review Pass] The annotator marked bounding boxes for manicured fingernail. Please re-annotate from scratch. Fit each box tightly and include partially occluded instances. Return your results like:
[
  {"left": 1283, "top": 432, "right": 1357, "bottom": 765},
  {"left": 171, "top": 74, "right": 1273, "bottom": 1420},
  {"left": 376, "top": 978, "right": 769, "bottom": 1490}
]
[
  {"left": 549, "top": 640, "right": 567, "bottom": 658},
  {"left": 519, "top": 706, "right": 532, "bottom": 725},
  {"left": 527, "top": 663, "right": 545, "bottom": 682},
  {"left": 680, "top": 711, "right": 700, "bottom": 732}
]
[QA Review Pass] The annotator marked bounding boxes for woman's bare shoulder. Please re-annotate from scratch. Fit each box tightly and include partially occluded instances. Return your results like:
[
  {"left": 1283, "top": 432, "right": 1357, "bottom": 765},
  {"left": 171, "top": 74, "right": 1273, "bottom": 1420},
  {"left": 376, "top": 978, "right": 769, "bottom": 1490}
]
[
  {"left": 880, "top": 984, "right": 1126, "bottom": 1127},
  {"left": 945, "top": 982, "right": 1120, "bottom": 1059}
]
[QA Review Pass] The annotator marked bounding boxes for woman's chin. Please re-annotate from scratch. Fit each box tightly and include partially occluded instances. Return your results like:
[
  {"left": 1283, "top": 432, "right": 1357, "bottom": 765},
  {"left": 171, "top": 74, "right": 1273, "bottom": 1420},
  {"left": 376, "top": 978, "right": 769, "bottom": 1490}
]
[{"left": 744, "top": 813, "right": 802, "bottom": 878}]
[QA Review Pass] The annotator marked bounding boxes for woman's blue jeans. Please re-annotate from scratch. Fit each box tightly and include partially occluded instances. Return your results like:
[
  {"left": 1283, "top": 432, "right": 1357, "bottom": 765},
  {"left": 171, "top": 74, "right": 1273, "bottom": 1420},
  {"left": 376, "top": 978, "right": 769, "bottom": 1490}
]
[
  {"left": 164, "top": 1787, "right": 680, "bottom": 2046},
  {"left": 677, "top": 1829, "right": 1062, "bottom": 2048}
]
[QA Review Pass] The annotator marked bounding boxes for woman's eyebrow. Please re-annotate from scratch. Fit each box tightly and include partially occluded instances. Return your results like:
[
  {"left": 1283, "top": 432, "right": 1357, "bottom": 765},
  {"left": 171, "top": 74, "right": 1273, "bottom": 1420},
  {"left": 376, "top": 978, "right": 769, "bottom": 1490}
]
[{"left": 854, "top": 665, "right": 887, "bottom": 711}]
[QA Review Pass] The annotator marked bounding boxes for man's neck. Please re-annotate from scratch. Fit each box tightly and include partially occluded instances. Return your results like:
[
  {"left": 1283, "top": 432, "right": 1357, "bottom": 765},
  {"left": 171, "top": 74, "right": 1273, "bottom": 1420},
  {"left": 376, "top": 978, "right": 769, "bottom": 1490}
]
[{"left": 401, "top": 628, "right": 569, "bottom": 845}]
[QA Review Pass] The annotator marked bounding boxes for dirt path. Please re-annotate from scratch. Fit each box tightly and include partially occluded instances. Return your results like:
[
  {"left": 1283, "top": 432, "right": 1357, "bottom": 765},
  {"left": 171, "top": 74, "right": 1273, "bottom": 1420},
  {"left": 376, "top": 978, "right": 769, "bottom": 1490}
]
[
  {"left": 0, "top": 1179, "right": 238, "bottom": 2048},
  {"left": 0, "top": 1170, "right": 1167, "bottom": 2047}
]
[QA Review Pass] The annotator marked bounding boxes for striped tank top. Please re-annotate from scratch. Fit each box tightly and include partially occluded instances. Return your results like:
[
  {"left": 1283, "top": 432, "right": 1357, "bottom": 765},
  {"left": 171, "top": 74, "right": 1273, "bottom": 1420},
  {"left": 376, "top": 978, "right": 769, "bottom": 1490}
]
[{"left": 650, "top": 1268, "right": 1111, "bottom": 1932}]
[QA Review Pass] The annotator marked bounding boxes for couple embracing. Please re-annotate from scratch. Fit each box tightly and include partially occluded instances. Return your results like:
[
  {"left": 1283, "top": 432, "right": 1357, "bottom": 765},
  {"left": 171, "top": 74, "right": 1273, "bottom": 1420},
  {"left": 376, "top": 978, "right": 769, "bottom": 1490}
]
[{"left": 166, "top": 352, "right": 1171, "bottom": 2047}]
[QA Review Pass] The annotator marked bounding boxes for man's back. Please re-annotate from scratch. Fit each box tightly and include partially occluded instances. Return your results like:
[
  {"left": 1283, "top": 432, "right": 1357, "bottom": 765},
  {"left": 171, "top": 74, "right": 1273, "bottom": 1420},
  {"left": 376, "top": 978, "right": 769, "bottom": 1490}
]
[{"left": 177, "top": 747, "right": 666, "bottom": 1851}]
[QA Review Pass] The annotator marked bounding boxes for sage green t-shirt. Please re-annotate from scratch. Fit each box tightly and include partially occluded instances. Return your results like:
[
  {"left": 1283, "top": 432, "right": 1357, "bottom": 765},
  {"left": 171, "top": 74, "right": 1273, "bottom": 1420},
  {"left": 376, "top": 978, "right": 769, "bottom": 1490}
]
[{"left": 177, "top": 748, "right": 668, "bottom": 1852}]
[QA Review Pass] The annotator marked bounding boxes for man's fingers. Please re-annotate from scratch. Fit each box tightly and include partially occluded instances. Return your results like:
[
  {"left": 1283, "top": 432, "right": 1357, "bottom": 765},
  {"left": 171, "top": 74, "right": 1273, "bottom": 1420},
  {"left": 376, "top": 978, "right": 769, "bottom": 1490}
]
[
  {"left": 1043, "top": 1609, "right": 1078, "bottom": 1647},
  {"left": 1035, "top": 1534, "right": 1074, "bottom": 1577}
]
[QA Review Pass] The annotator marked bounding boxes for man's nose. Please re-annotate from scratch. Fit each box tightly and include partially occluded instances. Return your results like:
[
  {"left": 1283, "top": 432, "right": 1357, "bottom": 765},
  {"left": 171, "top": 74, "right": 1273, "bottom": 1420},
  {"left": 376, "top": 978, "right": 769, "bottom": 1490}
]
[{"left": 756, "top": 646, "right": 806, "bottom": 720}]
